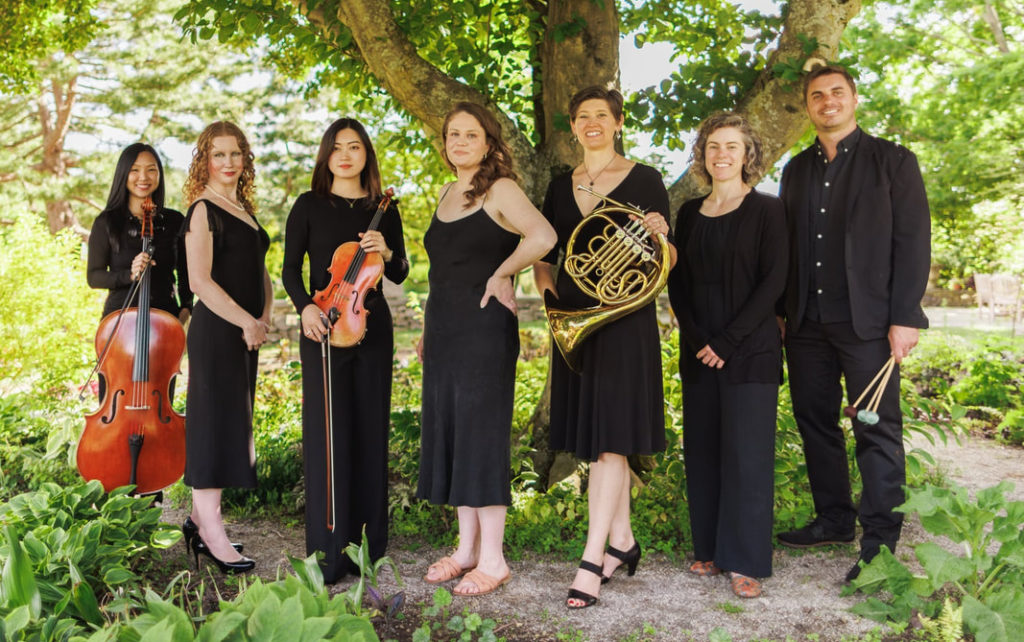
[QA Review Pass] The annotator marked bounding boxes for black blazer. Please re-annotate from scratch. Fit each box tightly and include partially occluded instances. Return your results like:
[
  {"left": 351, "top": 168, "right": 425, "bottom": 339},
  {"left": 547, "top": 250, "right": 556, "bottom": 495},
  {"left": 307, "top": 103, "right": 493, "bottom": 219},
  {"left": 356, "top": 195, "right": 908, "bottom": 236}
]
[
  {"left": 668, "top": 190, "right": 788, "bottom": 384},
  {"left": 779, "top": 129, "right": 931, "bottom": 340}
]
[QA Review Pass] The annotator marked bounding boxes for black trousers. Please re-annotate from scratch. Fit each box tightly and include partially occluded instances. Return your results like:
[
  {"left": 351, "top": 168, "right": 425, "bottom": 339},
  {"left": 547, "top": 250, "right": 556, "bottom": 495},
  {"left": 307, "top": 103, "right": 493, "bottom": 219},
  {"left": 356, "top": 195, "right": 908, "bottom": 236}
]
[
  {"left": 299, "top": 333, "right": 391, "bottom": 583},
  {"left": 785, "top": 320, "right": 905, "bottom": 556},
  {"left": 683, "top": 372, "right": 778, "bottom": 578}
]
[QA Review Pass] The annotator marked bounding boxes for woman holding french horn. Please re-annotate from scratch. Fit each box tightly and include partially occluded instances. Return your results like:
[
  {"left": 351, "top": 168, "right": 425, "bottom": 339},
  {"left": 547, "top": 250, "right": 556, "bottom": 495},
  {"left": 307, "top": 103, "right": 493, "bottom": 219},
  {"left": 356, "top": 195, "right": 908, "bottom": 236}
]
[{"left": 533, "top": 85, "right": 676, "bottom": 609}]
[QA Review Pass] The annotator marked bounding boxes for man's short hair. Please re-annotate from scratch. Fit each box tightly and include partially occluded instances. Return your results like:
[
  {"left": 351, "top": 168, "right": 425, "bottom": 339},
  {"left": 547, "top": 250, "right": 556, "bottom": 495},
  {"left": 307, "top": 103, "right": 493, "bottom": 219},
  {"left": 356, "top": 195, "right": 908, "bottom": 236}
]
[{"left": 803, "top": 64, "right": 857, "bottom": 100}]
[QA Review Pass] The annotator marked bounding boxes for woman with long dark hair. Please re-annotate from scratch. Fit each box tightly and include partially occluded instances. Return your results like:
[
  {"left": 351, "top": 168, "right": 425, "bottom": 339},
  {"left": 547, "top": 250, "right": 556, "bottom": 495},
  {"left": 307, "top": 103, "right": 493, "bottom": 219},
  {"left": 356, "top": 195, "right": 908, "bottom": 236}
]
[
  {"left": 282, "top": 117, "right": 409, "bottom": 583},
  {"left": 87, "top": 142, "right": 192, "bottom": 323},
  {"left": 181, "top": 121, "right": 271, "bottom": 574},
  {"left": 417, "top": 102, "right": 555, "bottom": 596}
]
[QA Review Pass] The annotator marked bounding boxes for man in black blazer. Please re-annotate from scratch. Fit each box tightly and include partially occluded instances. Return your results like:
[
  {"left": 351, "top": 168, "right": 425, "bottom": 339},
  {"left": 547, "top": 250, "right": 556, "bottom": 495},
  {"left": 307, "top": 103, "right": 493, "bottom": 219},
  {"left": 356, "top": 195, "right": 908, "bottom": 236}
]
[{"left": 776, "top": 64, "right": 931, "bottom": 583}]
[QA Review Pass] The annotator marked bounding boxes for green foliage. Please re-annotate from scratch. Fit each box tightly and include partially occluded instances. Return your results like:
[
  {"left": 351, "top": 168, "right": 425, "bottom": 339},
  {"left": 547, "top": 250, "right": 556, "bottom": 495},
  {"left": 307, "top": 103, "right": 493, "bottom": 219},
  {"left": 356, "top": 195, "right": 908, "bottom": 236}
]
[
  {"left": 0, "top": 219, "right": 99, "bottom": 396},
  {"left": 0, "top": 0, "right": 99, "bottom": 90},
  {"left": 996, "top": 408, "right": 1024, "bottom": 446},
  {"left": 948, "top": 358, "right": 1023, "bottom": 409},
  {"left": 413, "top": 586, "right": 501, "bottom": 642},
  {"left": 899, "top": 332, "right": 971, "bottom": 399},
  {"left": 850, "top": 0, "right": 1024, "bottom": 280},
  {"left": 223, "top": 362, "right": 305, "bottom": 513},
  {"left": 0, "top": 481, "right": 179, "bottom": 639},
  {"left": 847, "top": 481, "right": 1024, "bottom": 642},
  {"left": 0, "top": 393, "right": 82, "bottom": 497}
]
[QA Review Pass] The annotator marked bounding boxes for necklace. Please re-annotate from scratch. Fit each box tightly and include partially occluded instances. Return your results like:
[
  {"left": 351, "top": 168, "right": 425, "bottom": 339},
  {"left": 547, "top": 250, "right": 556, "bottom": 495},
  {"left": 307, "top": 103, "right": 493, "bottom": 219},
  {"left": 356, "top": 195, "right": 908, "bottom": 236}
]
[
  {"left": 207, "top": 188, "right": 244, "bottom": 211},
  {"left": 583, "top": 155, "right": 617, "bottom": 186},
  {"left": 339, "top": 195, "right": 361, "bottom": 208}
]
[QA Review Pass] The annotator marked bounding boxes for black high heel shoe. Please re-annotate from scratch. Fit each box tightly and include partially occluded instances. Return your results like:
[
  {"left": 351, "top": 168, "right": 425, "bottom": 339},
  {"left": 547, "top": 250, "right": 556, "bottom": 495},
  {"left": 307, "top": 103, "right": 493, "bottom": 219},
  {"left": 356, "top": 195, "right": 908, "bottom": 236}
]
[
  {"left": 182, "top": 517, "right": 243, "bottom": 553},
  {"left": 566, "top": 560, "right": 602, "bottom": 609},
  {"left": 190, "top": 534, "right": 255, "bottom": 574},
  {"left": 601, "top": 541, "right": 642, "bottom": 585}
]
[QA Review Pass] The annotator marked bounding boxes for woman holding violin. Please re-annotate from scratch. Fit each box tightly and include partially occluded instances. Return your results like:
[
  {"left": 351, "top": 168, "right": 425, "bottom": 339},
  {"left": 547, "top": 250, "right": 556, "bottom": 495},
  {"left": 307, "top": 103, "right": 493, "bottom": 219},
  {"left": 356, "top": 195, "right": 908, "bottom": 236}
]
[
  {"left": 282, "top": 117, "right": 409, "bottom": 584},
  {"left": 87, "top": 143, "right": 191, "bottom": 326},
  {"left": 182, "top": 121, "right": 271, "bottom": 574}
]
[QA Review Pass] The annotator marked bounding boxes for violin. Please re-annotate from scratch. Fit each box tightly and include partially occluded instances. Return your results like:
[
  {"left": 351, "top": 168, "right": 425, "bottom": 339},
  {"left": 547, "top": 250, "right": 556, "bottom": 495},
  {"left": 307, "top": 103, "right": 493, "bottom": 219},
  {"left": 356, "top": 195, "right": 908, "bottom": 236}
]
[
  {"left": 77, "top": 198, "right": 187, "bottom": 494},
  {"left": 312, "top": 188, "right": 395, "bottom": 347}
]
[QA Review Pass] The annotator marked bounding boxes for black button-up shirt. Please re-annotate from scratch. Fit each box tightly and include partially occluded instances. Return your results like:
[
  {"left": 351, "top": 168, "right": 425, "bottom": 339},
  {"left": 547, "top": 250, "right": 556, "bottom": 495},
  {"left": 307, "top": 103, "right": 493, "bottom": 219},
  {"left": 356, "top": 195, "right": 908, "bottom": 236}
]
[{"left": 805, "top": 127, "right": 861, "bottom": 323}]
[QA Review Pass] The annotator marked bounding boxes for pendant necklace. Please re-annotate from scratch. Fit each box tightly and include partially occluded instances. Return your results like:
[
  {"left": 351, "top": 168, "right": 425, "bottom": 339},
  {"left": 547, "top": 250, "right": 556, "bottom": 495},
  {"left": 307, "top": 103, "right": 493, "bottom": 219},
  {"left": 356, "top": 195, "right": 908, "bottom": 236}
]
[{"left": 583, "top": 155, "right": 617, "bottom": 186}]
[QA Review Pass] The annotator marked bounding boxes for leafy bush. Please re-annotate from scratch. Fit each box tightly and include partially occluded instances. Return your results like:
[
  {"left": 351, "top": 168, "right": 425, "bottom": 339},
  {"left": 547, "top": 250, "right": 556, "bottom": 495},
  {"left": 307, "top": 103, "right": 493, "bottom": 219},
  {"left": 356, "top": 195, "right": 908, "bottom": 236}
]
[
  {"left": 996, "top": 408, "right": 1024, "bottom": 446},
  {"left": 848, "top": 481, "right": 1024, "bottom": 642},
  {"left": 0, "top": 394, "right": 82, "bottom": 496},
  {"left": 0, "top": 481, "right": 179, "bottom": 639},
  {"left": 0, "top": 219, "right": 100, "bottom": 396},
  {"left": 948, "top": 357, "right": 1023, "bottom": 409},
  {"left": 900, "top": 332, "right": 971, "bottom": 398}
]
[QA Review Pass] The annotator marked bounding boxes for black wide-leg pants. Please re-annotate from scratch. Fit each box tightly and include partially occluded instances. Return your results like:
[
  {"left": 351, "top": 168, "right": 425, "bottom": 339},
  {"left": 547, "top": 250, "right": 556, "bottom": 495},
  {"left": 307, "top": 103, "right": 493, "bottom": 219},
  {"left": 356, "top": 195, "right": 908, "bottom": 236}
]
[
  {"left": 785, "top": 320, "right": 905, "bottom": 556},
  {"left": 683, "top": 373, "right": 778, "bottom": 578},
  {"left": 299, "top": 331, "right": 392, "bottom": 583}
]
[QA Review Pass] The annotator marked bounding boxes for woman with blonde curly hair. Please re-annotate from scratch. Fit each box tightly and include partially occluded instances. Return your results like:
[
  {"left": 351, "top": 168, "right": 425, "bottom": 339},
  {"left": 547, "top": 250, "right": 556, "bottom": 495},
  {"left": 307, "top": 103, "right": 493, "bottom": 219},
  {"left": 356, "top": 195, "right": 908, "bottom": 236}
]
[
  {"left": 181, "top": 121, "right": 271, "bottom": 574},
  {"left": 666, "top": 111, "right": 788, "bottom": 598},
  {"left": 417, "top": 102, "right": 555, "bottom": 596}
]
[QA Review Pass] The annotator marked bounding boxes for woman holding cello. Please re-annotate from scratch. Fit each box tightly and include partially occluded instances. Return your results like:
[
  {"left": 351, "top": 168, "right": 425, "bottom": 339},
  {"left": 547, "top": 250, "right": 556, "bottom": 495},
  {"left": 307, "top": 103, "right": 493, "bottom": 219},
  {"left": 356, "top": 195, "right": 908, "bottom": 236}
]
[
  {"left": 182, "top": 121, "right": 271, "bottom": 574},
  {"left": 79, "top": 142, "right": 190, "bottom": 495},
  {"left": 282, "top": 117, "right": 409, "bottom": 584}
]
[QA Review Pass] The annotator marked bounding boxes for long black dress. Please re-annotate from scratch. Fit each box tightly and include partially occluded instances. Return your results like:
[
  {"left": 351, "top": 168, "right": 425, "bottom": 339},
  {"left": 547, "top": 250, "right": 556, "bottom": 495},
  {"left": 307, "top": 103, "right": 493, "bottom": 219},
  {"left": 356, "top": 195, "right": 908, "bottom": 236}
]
[
  {"left": 183, "top": 200, "right": 270, "bottom": 490},
  {"left": 87, "top": 206, "right": 193, "bottom": 318},
  {"left": 542, "top": 164, "right": 669, "bottom": 460},
  {"left": 282, "top": 191, "right": 408, "bottom": 583},
  {"left": 417, "top": 207, "right": 521, "bottom": 507}
]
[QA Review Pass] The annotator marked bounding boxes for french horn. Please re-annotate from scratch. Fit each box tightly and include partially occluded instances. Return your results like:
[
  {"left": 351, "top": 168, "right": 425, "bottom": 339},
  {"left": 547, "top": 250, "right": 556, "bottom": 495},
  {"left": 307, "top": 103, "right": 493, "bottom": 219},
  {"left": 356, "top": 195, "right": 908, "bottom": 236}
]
[{"left": 544, "top": 184, "right": 670, "bottom": 372}]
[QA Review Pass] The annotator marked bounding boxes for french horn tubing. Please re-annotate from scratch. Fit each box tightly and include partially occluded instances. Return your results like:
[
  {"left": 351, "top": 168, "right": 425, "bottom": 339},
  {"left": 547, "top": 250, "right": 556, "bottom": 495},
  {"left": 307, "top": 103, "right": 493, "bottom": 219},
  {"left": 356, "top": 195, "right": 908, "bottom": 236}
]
[{"left": 544, "top": 184, "right": 670, "bottom": 372}]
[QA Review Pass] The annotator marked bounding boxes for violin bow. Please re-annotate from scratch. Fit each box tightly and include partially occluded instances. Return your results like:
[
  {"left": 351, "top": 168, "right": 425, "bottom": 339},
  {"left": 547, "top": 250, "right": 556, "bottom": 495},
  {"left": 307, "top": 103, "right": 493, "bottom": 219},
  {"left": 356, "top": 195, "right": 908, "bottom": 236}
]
[{"left": 321, "top": 330, "right": 337, "bottom": 531}]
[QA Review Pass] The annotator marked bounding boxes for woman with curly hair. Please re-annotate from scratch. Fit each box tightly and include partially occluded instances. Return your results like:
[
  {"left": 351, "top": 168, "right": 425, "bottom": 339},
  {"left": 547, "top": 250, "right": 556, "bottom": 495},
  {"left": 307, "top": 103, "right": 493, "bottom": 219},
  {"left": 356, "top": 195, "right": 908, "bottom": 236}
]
[
  {"left": 666, "top": 111, "right": 788, "bottom": 598},
  {"left": 181, "top": 121, "right": 271, "bottom": 574},
  {"left": 416, "top": 102, "right": 555, "bottom": 596}
]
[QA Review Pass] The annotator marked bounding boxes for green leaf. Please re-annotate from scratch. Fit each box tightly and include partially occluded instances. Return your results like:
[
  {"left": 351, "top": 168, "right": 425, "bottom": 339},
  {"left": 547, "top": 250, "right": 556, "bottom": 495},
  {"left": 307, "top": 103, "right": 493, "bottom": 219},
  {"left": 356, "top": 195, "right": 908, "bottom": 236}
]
[
  {"left": 963, "top": 594, "right": 1010, "bottom": 642},
  {"left": 103, "top": 566, "right": 138, "bottom": 585},
  {"left": 0, "top": 524, "right": 41, "bottom": 618},
  {"left": 915, "top": 541, "right": 977, "bottom": 589},
  {"left": 70, "top": 580, "right": 104, "bottom": 626}
]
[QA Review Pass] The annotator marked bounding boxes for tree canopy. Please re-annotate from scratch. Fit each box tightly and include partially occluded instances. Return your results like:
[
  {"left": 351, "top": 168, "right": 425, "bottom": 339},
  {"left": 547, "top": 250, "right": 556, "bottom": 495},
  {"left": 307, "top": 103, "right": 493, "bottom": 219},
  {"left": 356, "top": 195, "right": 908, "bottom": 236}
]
[{"left": 175, "top": 0, "right": 861, "bottom": 208}]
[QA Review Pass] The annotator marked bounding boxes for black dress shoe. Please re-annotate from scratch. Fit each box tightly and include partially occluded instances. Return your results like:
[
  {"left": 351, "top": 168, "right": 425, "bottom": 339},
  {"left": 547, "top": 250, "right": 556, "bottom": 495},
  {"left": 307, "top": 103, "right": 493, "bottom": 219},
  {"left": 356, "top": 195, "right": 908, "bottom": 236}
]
[
  {"left": 844, "top": 561, "right": 863, "bottom": 583},
  {"left": 190, "top": 534, "right": 255, "bottom": 574},
  {"left": 777, "top": 518, "right": 855, "bottom": 548},
  {"left": 182, "top": 517, "right": 244, "bottom": 553}
]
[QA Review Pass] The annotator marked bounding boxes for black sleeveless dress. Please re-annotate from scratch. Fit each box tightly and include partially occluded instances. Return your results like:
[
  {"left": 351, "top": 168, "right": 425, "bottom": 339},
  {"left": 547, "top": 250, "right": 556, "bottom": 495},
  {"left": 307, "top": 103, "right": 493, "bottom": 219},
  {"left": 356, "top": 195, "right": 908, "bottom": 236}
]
[
  {"left": 416, "top": 208, "right": 521, "bottom": 507},
  {"left": 542, "top": 164, "right": 669, "bottom": 461},
  {"left": 183, "top": 200, "right": 270, "bottom": 489}
]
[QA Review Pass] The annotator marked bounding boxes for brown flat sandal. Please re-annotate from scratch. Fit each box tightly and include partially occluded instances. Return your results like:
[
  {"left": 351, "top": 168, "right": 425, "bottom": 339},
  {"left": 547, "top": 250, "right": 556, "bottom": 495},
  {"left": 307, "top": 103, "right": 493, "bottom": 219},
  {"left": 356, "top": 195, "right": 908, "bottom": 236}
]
[
  {"left": 688, "top": 560, "right": 722, "bottom": 577},
  {"left": 453, "top": 568, "right": 510, "bottom": 596},
  {"left": 729, "top": 573, "right": 762, "bottom": 598},
  {"left": 423, "top": 556, "right": 470, "bottom": 584}
]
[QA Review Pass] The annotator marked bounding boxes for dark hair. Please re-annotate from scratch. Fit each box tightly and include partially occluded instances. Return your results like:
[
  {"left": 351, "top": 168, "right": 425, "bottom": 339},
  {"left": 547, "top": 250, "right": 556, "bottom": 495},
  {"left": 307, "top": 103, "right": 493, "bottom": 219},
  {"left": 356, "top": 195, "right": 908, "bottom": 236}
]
[
  {"left": 183, "top": 121, "right": 257, "bottom": 215},
  {"left": 441, "top": 102, "right": 517, "bottom": 207},
  {"left": 311, "top": 117, "right": 382, "bottom": 202},
  {"left": 690, "top": 112, "right": 767, "bottom": 186},
  {"left": 568, "top": 85, "right": 625, "bottom": 122},
  {"left": 100, "top": 143, "right": 166, "bottom": 253},
  {"left": 803, "top": 64, "right": 857, "bottom": 100}
]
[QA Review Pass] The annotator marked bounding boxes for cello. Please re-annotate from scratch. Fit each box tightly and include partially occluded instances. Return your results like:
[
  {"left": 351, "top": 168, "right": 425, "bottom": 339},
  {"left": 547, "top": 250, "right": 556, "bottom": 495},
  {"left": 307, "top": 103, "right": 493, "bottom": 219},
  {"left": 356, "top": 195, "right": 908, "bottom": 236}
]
[
  {"left": 312, "top": 187, "right": 395, "bottom": 347},
  {"left": 78, "top": 197, "right": 187, "bottom": 494}
]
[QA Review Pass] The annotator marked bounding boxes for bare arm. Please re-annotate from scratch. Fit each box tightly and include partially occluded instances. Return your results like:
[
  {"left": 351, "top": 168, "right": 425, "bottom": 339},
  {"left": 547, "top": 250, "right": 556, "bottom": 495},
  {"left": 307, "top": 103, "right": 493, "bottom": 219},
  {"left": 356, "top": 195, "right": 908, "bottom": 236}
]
[
  {"left": 185, "top": 201, "right": 268, "bottom": 350},
  {"left": 483, "top": 178, "right": 558, "bottom": 312}
]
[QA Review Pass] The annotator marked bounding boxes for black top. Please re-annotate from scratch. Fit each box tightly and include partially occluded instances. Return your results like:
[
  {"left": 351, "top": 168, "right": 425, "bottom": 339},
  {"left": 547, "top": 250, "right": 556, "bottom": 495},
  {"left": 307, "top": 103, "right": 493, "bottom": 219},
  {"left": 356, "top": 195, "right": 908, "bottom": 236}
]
[
  {"left": 668, "top": 190, "right": 788, "bottom": 384},
  {"left": 805, "top": 127, "right": 862, "bottom": 323},
  {"left": 87, "top": 207, "right": 192, "bottom": 318},
  {"left": 779, "top": 128, "right": 931, "bottom": 339},
  {"left": 282, "top": 192, "right": 409, "bottom": 315}
]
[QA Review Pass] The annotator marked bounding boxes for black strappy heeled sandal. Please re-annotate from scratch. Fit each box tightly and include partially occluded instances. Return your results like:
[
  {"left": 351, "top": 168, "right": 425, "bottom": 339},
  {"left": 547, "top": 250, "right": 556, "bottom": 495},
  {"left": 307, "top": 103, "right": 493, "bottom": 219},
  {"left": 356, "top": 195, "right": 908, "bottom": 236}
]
[
  {"left": 566, "top": 560, "right": 602, "bottom": 609},
  {"left": 601, "top": 541, "right": 642, "bottom": 585}
]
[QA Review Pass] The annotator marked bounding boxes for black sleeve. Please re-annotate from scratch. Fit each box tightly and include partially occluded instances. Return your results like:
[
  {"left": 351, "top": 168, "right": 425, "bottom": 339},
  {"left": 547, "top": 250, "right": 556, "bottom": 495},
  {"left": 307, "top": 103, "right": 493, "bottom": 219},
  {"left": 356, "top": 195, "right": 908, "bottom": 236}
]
[
  {"left": 888, "top": 148, "right": 931, "bottom": 329},
  {"left": 167, "top": 210, "right": 193, "bottom": 311},
  {"left": 87, "top": 214, "right": 131, "bottom": 290},
  {"left": 708, "top": 196, "right": 789, "bottom": 360},
  {"left": 667, "top": 201, "right": 712, "bottom": 353},
  {"left": 282, "top": 195, "right": 313, "bottom": 315},
  {"left": 382, "top": 202, "right": 409, "bottom": 285}
]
